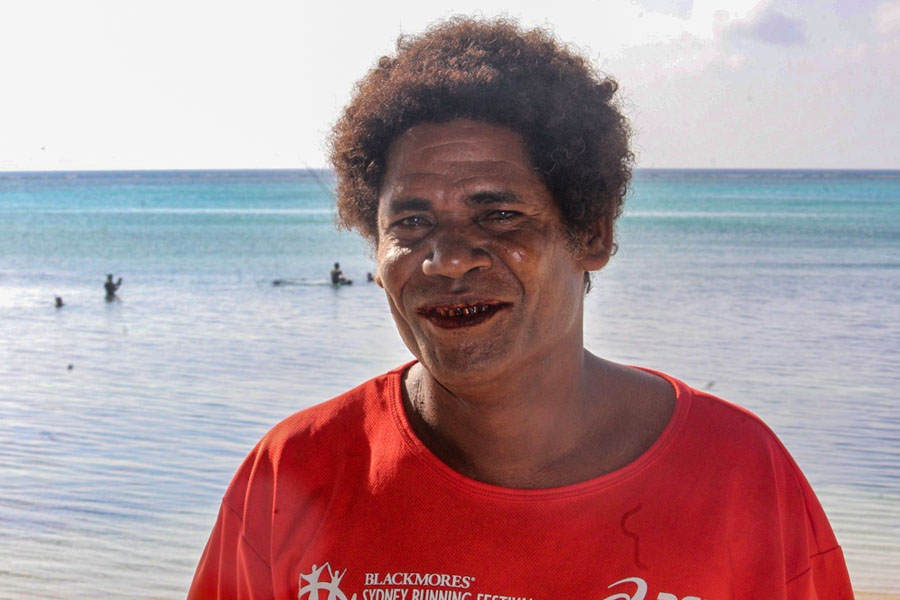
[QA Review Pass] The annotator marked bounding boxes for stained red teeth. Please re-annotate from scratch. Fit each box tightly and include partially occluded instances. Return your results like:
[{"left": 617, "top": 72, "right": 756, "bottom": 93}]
[
  {"left": 422, "top": 302, "right": 501, "bottom": 318},
  {"left": 417, "top": 301, "right": 508, "bottom": 329}
]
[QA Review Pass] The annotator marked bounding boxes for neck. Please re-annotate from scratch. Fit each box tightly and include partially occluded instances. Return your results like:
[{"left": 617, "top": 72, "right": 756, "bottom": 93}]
[{"left": 402, "top": 346, "right": 617, "bottom": 488}]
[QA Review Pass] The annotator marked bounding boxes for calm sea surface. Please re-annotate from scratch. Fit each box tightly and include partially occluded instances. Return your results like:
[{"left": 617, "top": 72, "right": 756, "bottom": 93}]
[{"left": 1, "top": 169, "right": 898, "bottom": 597}]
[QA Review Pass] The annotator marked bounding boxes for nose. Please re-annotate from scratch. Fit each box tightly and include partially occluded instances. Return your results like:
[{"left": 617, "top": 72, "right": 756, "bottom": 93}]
[{"left": 422, "top": 224, "right": 492, "bottom": 279}]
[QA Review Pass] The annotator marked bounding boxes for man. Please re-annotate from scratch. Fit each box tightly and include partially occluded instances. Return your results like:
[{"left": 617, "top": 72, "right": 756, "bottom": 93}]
[
  {"left": 104, "top": 273, "right": 123, "bottom": 300},
  {"left": 189, "top": 18, "right": 852, "bottom": 600},
  {"left": 331, "top": 262, "right": 351, "bottom": 286}
]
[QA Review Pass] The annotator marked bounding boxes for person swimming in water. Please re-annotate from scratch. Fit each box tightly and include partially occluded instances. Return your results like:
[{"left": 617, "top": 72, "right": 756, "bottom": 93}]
[
  {"left": 330, "top": 263, "right": 351, "bottom": 286},
  {"left": 104, "top": 274, "right": 122, "bottom": 300}
]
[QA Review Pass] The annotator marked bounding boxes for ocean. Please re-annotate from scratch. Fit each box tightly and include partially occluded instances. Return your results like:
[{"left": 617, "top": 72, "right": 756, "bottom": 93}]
[{"left": 1, "top": 169, "right": 898, "bottom": 598}]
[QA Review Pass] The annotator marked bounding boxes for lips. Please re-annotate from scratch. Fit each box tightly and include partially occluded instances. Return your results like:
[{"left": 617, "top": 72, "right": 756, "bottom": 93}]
[{"left": 416, "top": 300, "right": 510, "bottom": 329}]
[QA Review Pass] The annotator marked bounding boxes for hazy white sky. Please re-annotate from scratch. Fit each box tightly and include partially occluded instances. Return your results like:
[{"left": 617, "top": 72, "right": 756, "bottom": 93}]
[{"left": 1, "top": 0, "right": 897, "bottom": 170}]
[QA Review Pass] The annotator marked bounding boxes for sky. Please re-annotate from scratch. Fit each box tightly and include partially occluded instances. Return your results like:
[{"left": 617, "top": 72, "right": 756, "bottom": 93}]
[{"left": 0, "top": 0, "right": 897, "bottom": 171}]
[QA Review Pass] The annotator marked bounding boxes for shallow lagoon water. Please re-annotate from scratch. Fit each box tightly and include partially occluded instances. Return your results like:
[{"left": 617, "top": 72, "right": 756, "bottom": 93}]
[{"left": 1, "top": 169, "right": 898, "bottom": 597}]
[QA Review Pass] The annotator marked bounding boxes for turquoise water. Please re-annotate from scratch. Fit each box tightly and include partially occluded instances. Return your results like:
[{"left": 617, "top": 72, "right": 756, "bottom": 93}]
[{"left": 1, "top": 169, "right": 898, "bottom": 597}]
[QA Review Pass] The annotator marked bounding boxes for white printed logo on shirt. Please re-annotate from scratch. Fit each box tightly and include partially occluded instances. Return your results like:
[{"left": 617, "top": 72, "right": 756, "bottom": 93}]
[
  {"left": 299, "top": 562, "right": 358, "bottom": 600},
  {"left": 601, "top": 576, "right": 705, "bottom": 600},
  {"left": 297, "top": 565, "right": 707, "bottom": 600}
]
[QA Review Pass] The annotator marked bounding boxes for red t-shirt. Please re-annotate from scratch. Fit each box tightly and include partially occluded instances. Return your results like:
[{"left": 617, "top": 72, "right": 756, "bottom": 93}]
[{"left": 188, "top": 364, "right": 853, "bottom": 600}]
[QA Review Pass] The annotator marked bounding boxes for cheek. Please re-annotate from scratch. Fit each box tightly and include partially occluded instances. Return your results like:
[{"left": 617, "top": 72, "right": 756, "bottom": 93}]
[
  {"left": 507, "top": 248, "right": 527, "bottom": 265},
  {"left": 377, "top": 264, "right": 423, "bottom": 356},
  {"left": 376, "top": 245, "right": 416, "bottom": 298},
  {"left": 502, "top": 229, "right": 573, "bottom": 277},
  {"left": 495, "top": 227, "right": 544, "bottom": 266}
]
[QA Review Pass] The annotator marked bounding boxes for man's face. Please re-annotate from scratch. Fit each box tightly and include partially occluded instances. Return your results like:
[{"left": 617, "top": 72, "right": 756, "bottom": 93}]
[{"left": 375, "top": 119, "right": 603, "bottom": 387}]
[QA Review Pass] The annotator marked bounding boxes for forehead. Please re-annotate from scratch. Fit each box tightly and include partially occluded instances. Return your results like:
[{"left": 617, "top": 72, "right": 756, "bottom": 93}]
[{"left": 379, "top": 119, "right": 544, "bottom": 202}]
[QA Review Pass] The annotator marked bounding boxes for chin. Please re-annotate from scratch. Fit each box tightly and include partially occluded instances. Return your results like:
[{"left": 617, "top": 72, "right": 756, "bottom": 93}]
[{"left": 417, "top": 341, "right": 513, "bottom": 387}]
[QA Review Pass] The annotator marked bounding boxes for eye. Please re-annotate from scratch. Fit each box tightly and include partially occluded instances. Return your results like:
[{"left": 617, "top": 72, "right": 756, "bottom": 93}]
[
  {"left": 481, "top": 209, "right": 522, "bottom": 223},
  {"left": 393, "top": 215, "right": 433, "bottom": 229},
  {"left": 386, "top": 215, "right": 434, "bottom": 242}
]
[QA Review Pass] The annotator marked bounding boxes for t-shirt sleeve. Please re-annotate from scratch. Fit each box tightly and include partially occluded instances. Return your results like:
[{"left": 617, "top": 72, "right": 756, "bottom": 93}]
[
  {"left": 187, "top": 500, "right": 274, "bottom": 600},
  {"left": 781, "top": 449, "right": 854, "bottom": 600},
  {"left": 704, "top": 391, "right": 856, "bottom": 599},
  {"left": 786, "top": 545, "right": 854, "bottom": 600},
  {"left": 188, "top": 437, "right": 277, "bottom": 600}
]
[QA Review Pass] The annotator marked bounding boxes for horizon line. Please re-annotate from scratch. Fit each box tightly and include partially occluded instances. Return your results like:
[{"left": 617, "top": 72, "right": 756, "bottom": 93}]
[{"left": 3, "top": 166, "right": 900, "bottom": 175}]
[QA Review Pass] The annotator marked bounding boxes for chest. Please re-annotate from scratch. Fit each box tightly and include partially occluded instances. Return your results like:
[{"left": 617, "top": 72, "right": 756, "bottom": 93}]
[{"left": 267, "top": 474, "right": 784, "bottom": 600}]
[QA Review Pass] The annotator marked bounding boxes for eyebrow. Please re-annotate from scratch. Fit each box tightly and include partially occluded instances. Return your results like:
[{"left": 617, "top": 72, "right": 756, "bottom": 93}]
[
  {"left": 467, "top": 190, "right": 521, "bottom": 206},
  {"left": 384, "top": 190, "right": 522, "bottom": 216},
  {"left": 385, "top": 198, "right": 432, "bottom": 215}
]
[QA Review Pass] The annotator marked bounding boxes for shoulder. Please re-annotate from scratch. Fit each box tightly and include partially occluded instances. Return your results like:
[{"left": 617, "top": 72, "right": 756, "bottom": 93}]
[
  {"left": 684, "top": 385, "right": 801, "bottom": 476},
  {"left": 221, "top": 365, "right": 406, "bottom": 515},
  {"left": 647, "top": 369, "right": 844, "bottom": 554},
  {"left": 644, "top": 367, "right": 797, "bottom": 467},
  {"left": 261, "top": 374, "right": 388, "bottom": 454},
  {"left": 637, "top": 367, "right": 821, "bottom": 508}
]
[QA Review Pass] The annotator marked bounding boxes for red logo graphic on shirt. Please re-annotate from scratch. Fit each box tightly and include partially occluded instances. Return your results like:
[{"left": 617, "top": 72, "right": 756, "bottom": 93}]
[{"left": 298, "top": 562, "right": 358, "bottom": 600}]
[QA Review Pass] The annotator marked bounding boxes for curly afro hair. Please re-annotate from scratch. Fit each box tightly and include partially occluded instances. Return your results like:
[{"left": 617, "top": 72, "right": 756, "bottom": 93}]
[{"left": 329, "top": 16, "right": 632, "bottom": 250}]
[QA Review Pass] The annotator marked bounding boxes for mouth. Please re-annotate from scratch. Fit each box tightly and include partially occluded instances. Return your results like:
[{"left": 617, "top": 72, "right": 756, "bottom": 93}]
[{"left": 416, "top": 301, "right": 511, "bottom": 329}]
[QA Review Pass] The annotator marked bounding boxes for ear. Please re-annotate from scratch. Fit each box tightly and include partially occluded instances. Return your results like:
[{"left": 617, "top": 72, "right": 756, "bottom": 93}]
[
  {"left": 373, "top": 238, "right": 385, "bottom": 289},
  {"left": 577, "top": 216, "right": 614, "bottom": 272},
  {"left": 373, "top": 253, "right": 385, "bottom": 288}
]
